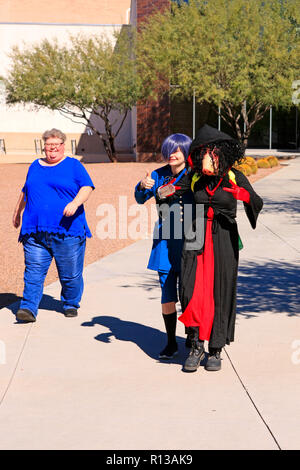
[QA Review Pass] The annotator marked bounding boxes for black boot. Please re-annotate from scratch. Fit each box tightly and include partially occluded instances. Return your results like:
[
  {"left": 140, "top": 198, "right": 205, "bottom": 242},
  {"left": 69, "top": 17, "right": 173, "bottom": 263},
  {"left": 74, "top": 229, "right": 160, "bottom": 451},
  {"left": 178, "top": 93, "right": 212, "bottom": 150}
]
[
  {"left": 205, "top": 347, "right": 222, "bottom": 371},
  {"left": 185, "top": 326, "right": 192, "bottom": 348},
  {"left": 159, "top": 312, "right": 178, "bottom": 359},
  {"left": 183, "top": 327, "right": 205, "bottom": 372}
]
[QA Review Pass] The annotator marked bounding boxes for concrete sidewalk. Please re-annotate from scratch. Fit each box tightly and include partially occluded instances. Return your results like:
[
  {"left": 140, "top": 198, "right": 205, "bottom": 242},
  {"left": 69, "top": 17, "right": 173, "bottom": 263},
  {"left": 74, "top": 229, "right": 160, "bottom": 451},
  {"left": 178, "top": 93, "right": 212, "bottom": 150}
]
[{"left": 0, "top": 159, "right": 299, "bottom": 450}]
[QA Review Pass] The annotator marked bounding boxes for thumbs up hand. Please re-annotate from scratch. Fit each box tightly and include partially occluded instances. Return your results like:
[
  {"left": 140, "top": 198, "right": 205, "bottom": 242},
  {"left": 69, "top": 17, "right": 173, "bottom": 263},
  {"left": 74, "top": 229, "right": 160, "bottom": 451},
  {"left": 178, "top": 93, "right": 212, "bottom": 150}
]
[{"left": 140, "top": 170, "right": 155, "bottom": 190}]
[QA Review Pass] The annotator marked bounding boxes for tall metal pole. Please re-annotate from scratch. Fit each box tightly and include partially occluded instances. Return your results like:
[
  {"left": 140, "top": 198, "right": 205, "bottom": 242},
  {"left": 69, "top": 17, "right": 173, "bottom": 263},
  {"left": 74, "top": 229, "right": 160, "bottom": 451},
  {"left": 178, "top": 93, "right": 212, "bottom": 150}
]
[
  {"left": 269, "top": 105, "right": 272, "bottom": 149},
  {"left": 193, "top": 89, "right": 196, "bottom": 139},
  {"left": 218, "top": 106, "right": 221, "bottom": 130}
]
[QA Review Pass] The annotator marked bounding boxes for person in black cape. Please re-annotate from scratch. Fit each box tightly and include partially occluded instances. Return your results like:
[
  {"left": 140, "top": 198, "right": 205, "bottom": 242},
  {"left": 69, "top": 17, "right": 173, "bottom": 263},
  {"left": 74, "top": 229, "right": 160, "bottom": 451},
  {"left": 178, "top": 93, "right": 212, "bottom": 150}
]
[{"left": 157, "top": 124, "right": 263, "bottom": 372}]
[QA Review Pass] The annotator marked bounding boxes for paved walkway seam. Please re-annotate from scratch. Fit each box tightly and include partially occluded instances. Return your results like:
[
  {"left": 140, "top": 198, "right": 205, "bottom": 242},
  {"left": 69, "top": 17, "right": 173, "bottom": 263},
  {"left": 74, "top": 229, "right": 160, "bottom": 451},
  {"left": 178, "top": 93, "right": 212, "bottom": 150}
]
[
  {"left": 0, "top": 324, "right": 33, "bottom": 408},
  {"left": 224, "top": 347, "right": 282, "bottom": 450},
  {"left": 258, "top": 220, "right": 300, "bottom": 254}
]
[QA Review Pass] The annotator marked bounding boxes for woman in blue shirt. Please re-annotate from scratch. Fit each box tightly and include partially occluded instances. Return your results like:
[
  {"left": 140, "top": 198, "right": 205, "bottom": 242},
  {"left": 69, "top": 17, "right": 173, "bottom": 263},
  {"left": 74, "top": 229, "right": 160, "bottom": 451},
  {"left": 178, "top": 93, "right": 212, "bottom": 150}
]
[
  {"left": 135, "top": 133, "right": 193, "bottom": 359},
  {"left": 12, "top": 128, "right": 95, "bottom": 322}
]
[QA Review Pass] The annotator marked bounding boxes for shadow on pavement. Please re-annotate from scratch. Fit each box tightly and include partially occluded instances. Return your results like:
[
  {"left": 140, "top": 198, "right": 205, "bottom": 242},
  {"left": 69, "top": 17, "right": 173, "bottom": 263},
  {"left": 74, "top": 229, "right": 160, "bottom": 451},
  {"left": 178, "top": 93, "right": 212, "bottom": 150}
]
[
  {"left": 119, "top": 273, "right": 161, "bottom": 301},
  {"left": 2, "top": 294, "right": 63, "bottom": 317},
  {"left": 82, "top": 315, "right": 189, "bottom": 365},
  {"left": 0, "top": 293, "right": 22, "bottom": 310},
  {"left": 39, "top": 295, "right": 63, "bottom": 313},
  {"left": 120, "top": 273, "right": 159, "bottom": 291},
  {"left": 261, "top": 196, "right": 300, "bottom": 219},
  {"left": 237, "top": 260, "right": 300, "bottom": 317}
]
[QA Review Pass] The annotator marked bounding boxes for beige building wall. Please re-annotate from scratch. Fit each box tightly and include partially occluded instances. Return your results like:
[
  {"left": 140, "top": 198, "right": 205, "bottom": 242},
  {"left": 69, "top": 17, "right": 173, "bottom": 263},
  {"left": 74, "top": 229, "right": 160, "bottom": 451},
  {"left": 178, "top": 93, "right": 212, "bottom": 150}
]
[{"left": 0, "top": 0, "right": 131, "bottom": 24}]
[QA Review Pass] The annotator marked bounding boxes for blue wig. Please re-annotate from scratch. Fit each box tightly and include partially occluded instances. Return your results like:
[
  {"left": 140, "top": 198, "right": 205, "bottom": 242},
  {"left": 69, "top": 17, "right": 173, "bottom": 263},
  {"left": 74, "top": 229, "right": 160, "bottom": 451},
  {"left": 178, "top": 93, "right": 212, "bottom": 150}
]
[{"left": 161, "top": 133, "right": 192, "bottom": 161}]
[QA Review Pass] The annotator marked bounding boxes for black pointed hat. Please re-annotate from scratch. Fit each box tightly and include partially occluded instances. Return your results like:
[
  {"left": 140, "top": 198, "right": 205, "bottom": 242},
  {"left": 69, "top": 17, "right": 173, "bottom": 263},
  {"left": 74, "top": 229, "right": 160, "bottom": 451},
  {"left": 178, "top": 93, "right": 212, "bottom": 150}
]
[{"left": 190, "top": 124, "right": 235, "bottom": 154}]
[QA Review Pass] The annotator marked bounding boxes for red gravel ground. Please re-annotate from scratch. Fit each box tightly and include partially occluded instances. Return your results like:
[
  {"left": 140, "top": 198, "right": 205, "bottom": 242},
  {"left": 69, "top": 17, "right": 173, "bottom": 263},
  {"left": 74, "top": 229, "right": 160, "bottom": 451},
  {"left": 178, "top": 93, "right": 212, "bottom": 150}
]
[{"left": 0, "top": 161, "right": 282, "bottom": 309}]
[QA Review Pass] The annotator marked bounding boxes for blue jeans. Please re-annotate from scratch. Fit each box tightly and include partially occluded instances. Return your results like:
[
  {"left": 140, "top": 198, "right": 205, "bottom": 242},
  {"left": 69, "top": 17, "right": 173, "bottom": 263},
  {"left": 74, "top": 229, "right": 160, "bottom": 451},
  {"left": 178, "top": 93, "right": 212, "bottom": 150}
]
[{"left": 20, "top": 232, "right": 86, "bottom": 317}]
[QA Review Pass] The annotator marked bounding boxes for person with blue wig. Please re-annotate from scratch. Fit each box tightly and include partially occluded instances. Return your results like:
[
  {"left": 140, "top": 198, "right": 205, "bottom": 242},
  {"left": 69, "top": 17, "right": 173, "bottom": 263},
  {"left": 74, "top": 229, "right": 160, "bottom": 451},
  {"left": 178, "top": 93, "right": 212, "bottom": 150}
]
[{"left": 135, "top": 133, "right": 194, "bottom": 359}]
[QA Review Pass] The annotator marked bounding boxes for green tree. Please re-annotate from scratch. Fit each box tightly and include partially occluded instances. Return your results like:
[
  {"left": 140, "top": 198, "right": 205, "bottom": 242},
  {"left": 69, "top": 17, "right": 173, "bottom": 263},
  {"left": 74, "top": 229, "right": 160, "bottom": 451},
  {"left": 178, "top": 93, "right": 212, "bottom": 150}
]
[
  {"left": 138, "top": 0, "right": 300, "bottom": 145},
  {"left": 5, "top": 29, "right": 147, "bottom": 162}
]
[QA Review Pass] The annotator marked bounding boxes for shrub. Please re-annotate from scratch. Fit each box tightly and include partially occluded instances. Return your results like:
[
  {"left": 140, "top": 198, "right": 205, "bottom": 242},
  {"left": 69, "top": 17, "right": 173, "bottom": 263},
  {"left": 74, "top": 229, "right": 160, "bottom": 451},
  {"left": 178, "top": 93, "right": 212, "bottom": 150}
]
[
  {"left": 266, "top": 156, "right": 279, "bottom": 167},
  {"left": 257, "top": 158, "right": 271, "bottom": 168},
  {"left": 237, "top": 163, "right": 253, "bottom": 176},
  {"left": 244, "top": 157, "right": 258, "bottom": 174},
  {"left": 244, "top": 156, "right": 256, "bottom": 166}
]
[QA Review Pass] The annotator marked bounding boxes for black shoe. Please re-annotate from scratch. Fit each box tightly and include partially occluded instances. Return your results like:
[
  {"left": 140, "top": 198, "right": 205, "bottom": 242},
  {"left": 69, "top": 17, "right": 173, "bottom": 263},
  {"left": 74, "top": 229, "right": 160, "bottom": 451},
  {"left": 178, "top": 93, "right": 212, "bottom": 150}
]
[
  {"left": 185, "top": 336, "right": 192, "bottom": 348},
  {"left": 64, "top": 308, "right": 78, "bottom": 318},
  {"left": 184, "top": 341, "right": 205, "bottom": 372},
  {"left": 16, "top": 308, "right": 36, "bottom": 323},
  {"left": 159, "top": 343, "right": 178, "bottom": 359},
  {"left": 205, "top": 348, "right": 222, "bottom": 371}
]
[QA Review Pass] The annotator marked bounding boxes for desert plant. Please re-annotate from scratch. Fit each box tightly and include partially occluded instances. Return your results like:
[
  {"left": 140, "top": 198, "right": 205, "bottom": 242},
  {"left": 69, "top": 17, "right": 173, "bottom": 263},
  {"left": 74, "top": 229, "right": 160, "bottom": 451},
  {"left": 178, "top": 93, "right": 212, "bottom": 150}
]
[
  {"left": 267, "top": 156, "right": 279, "bottom": 167},
  {"left": 244, "top": 156, "right": 258, "bottom": 174},
  {"left": 244, "top": 156, "right": 256, "bottom": 165},
  {"left": 237, "top": 163, "right": 253, "bottom": 176},
  {"left": 249, "top": 163, "right": 257, "bottom": 174},
  {"left": 257, "top": 158, "right": 271, "bottom": 168}
]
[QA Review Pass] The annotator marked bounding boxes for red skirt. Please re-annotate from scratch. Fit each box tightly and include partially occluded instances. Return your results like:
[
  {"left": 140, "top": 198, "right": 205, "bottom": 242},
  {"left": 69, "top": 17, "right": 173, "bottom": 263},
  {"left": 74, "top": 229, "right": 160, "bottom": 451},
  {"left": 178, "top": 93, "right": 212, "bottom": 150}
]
[{"left": 178, "top": 206, "right": 215, "bottom": 341}]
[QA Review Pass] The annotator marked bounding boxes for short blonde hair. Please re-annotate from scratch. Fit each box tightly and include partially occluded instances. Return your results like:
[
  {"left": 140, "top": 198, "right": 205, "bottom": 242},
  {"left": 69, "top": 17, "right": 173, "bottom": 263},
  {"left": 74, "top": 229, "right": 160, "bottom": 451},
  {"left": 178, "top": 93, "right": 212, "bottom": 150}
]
[{"left": 42, "top": 128, "right": 66, "bottom": 143}]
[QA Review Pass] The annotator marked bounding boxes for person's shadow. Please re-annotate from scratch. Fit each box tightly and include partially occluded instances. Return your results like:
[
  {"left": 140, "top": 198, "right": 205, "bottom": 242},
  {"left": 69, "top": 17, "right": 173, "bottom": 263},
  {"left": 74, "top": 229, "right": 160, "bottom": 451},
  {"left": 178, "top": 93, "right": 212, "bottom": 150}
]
[
  {"left": 82, "top": 315, "right": 196, "bottom": 367},
  {"left": 2, "top": 294, "right": 64, "bottom": 321},
  {"left": 0, "top": 293, "right": 22, "bottom": 310}
]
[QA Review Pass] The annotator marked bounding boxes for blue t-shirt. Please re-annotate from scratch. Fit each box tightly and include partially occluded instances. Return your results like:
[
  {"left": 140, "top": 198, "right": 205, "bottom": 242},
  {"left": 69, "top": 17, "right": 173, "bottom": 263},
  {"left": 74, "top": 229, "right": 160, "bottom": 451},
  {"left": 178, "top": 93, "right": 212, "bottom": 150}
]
[{"left": 20, "top": 157, "right": 95, "bottom": 239}]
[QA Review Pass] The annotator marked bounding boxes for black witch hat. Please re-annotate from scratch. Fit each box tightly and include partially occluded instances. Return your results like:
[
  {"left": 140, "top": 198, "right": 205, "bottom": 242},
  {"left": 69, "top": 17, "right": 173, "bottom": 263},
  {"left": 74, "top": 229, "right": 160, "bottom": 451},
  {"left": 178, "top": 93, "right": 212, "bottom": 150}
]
[{"left": 190, "top": 124, "right": 235, "bottom": 154}]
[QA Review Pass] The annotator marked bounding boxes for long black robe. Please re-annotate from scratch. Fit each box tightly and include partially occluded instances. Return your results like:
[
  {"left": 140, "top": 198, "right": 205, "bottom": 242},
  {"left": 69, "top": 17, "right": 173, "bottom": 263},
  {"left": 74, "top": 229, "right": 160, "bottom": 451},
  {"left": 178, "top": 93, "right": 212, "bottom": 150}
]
[{"left": 176, "top": 168, "right": 263, "bottom": 348}]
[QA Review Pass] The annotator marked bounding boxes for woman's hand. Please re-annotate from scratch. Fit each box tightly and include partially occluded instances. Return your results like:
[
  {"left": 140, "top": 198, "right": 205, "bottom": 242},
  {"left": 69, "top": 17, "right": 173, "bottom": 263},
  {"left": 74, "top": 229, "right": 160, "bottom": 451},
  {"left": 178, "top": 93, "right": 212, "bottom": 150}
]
[
  {"left": 63, "top": 201, "right": 79, "bottom": 217},
  {"left": 140, "top": 170, "right": 155, "bottom": 190},
  {"left": 63, "top": 186, "right": 93, "bottom": 217},
  {"left": 12, "top": 211, "right": 21, "bottom": 228},
  {"left": 12, "top": 191, "right": 26, "bottom": 228}
]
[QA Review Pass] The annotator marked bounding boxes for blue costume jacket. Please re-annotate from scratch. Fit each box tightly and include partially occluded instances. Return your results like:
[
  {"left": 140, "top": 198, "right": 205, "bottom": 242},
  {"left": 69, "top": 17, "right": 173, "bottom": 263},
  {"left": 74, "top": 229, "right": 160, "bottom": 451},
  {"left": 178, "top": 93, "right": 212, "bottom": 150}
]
[{"left": 134, "top": 165, "right": 194, "bottom": 274}]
